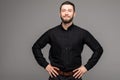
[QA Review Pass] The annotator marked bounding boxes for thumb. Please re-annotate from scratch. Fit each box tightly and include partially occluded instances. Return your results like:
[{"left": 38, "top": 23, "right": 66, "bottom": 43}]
[
  {"left": 53, "top": 67, "right": 60, "bottom": 70},
  {"left": 73, "top": 68, "right": 78, "bottom": 72}
]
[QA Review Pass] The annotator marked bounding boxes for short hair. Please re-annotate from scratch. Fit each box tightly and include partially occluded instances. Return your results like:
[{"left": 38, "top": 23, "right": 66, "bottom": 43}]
[{"left": 60, "top": 1, "right": 75, "bottom": 12}]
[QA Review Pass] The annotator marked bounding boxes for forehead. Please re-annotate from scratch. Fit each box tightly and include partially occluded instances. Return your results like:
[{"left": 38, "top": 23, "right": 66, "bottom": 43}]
[{"left": 61, "top": 4, "right": 73, "bottom": 10}]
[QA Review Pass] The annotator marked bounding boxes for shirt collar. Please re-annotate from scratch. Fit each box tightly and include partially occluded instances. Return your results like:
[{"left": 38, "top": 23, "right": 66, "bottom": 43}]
[{"left": 60, "top": 23, "right": 74, "bottom": 31}]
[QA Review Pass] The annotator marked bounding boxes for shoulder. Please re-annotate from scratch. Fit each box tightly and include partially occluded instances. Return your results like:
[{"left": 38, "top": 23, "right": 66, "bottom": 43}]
[
  {"left": 73, "top": 24, "right": 90, "bottom": 34},
  {"left": 43, "top": 25, "right": 60, "bottom": 35},
  {"left": 47, "top": 24, "right": 60, "bottom": 31}
]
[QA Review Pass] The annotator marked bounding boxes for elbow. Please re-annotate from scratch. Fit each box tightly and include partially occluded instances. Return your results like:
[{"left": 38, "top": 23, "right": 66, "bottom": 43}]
[
  {"left": 100, "top": 46, "right": 103, "bottom": 53},
  {"left": 32, "top": 43, "right": 36, "bottom": 52},
  {"left": 95, "top": 45, "right": 103, "bottom": 56},
  {"left": 99, "top": 46, "right": 103, "bottom": 56},
  {"left": 32, "top": 45, "right": 35, "bottom": 53},
  {"left": 32, "top": 46, "right": 34, "bottom": 52}
]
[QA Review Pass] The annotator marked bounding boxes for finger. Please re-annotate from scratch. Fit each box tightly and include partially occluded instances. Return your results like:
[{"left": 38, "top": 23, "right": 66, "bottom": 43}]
[
  {"left": 52, "top": 69, "right": 59, "bottom": 76},
  {"left": 77, "top": 70, "right": 86, "bottom": 79},
  {"left": 50, "top": 68, "right": 59, "bottom": 77},
  {"left": 73, "top": 70, "right": 81, "bottom": 77},
  {"left": 53, "top": 67, "right": 60, "bottom": 70},
  {"left": 78, "top": 73, "right": 83, "bottom": 79},
  {"left": 49, "top": 68, "right": 55, "bottom": 77},
  {"left": 75, "top": 71, "right": 82, "bottom": 79},
  {"left": 48, "top": 71, "right": 53, "bottom": 78},
  {"left": 73, "top": 70, "right": 81, "bottom": 78},
  {"left": 51, "top": 71, "right": 57, "bottom": 77},
  {"left": 53, "top": 70, "right": 59, "bottom": 76},
  {"left": 73, "top": 68, "right": 78, "bottom": 72}
]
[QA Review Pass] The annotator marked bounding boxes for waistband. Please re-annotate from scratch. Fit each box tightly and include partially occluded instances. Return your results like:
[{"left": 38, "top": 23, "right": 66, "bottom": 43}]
[{"left": 55, "top": 69, "right": 75, "bottom": 77}]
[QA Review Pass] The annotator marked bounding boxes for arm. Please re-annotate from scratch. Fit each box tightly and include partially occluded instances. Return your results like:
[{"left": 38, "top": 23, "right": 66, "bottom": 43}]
[
  {"left": 32, "top": 31, "right": 50, "bottom": 68},
  {"left": 73, "top": 30, "right": 103, "bottom": 79},
  {"left": 84, "top": 31, "right": 103, "bottom": 71},
  {"left": 32, "top": 31, "right": 59, "bottom": 77}
]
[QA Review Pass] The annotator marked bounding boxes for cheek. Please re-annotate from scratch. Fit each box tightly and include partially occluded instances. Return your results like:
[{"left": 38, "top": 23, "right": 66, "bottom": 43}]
[
  {"left": 70, "top": 12, "right": 74, "bottom": 16},
  {"left": 60, "top": 13, "right": 65, "bottom": 17}
]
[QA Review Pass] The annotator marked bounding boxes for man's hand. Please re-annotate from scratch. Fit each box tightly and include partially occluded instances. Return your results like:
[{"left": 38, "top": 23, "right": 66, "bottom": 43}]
[
  {"left": 45, "top": 64, "right": 59, "bottom": 77},
  {"left": 73, "top": 65, "right": 87, "bottom": 79}
]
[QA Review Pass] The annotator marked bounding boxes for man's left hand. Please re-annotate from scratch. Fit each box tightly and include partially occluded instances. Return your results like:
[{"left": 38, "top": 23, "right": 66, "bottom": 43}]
[{"left": 73, "top": 65, "right": 87, "bottom": 79}]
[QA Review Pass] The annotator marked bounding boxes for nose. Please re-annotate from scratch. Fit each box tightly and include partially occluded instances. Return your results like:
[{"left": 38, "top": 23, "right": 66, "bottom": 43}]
[
  {"left": 65, "top": 10, "right": 69, "bottom": 13},
  {"left": 65, "top": 11, "right": 69, "bottom": 15}
]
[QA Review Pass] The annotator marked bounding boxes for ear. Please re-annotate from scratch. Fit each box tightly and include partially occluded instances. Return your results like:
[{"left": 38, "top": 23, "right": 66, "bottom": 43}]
[
  {"left": 59, "top": 12, "right": 61, "bottom": 17},
  {"left": 74, "top": 12, "right": 76, "bottom": 17}
]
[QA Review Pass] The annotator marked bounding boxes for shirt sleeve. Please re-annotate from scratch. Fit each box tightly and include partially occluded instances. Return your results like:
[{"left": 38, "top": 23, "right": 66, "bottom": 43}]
[
  {"left": 84, "top": 31, "right": 103, "bottom": 71},
  {"left": 32, "top": 30, "right": 50, "bottom": 68}
]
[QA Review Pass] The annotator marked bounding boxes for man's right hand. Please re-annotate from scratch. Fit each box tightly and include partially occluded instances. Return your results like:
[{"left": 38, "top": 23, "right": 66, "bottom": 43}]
[{"left": 45, "top": 64, "right": 59, "bottom": 77}]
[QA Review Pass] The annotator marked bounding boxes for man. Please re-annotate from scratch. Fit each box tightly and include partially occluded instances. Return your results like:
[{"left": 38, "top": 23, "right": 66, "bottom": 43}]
[{"left": 32, "top": 1, "right": 103, "bottom": 80}]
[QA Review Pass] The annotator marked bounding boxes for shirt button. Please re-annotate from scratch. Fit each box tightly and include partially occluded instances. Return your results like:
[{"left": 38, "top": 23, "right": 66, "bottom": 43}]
[{"left": 65, "top": 48, "right": 68, "bottom": 50}]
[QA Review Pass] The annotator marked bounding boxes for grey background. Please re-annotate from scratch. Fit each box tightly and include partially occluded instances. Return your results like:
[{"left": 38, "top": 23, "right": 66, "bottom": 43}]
[{"left": 0, "top": 0, "right": 120, "bottom": 80}]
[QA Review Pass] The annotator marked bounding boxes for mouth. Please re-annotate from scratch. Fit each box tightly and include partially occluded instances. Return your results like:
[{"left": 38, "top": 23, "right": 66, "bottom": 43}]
[
  {"left": 63, "top": 16, "right": 70, "bottom": 18},
  {"left": 63, "top": 16, "right": 71, "bottom": 19}
]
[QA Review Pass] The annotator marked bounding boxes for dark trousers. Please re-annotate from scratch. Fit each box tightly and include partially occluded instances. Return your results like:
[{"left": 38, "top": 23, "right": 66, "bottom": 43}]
[{"left": 49, "top": 75, "right": 82, "bottom": 80}]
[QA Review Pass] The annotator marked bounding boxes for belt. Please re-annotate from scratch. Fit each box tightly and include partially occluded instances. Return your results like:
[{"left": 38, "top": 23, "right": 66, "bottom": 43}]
[{"left": 55, "top": 69, "right": 74, "bottom": 76}]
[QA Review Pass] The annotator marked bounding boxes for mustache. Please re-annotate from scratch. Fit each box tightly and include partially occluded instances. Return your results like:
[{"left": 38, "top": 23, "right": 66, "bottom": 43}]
[{"left": 63, "top": 15, "right": 71, "bottom": 17}]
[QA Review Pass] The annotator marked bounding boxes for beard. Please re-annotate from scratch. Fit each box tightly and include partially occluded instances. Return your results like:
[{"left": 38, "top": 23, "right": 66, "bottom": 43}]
[{"left": 60, "top": 16, "right": 74, "bottom": 24}]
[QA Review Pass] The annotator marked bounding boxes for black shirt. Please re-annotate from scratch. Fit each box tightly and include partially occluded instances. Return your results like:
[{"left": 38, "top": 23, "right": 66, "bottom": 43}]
[{"left": 32, "top": 23, "right": 103, "bottom": 71}]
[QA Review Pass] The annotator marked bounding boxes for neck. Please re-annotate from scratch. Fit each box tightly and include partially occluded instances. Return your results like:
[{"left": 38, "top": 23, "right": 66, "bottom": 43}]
[{"left": 62, "top": 22, "right": 73, "bottom": 30}]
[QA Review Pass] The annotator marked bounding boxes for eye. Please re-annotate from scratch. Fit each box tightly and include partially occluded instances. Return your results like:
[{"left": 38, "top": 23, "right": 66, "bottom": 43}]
[
  {"left": 61, "top": 9, "right": 73, "bottom": 12},
  {"left": 61, "top": 9, "right": 66, "bottom": 12},
  {"left": 68, "top": 9, "right": 72, "bottom": 12}
]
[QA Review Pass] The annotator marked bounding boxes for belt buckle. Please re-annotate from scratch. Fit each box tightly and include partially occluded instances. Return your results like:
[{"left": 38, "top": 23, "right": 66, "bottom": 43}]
[{"left": 63, "top": 71, "right": 73, "bottom": 76}]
